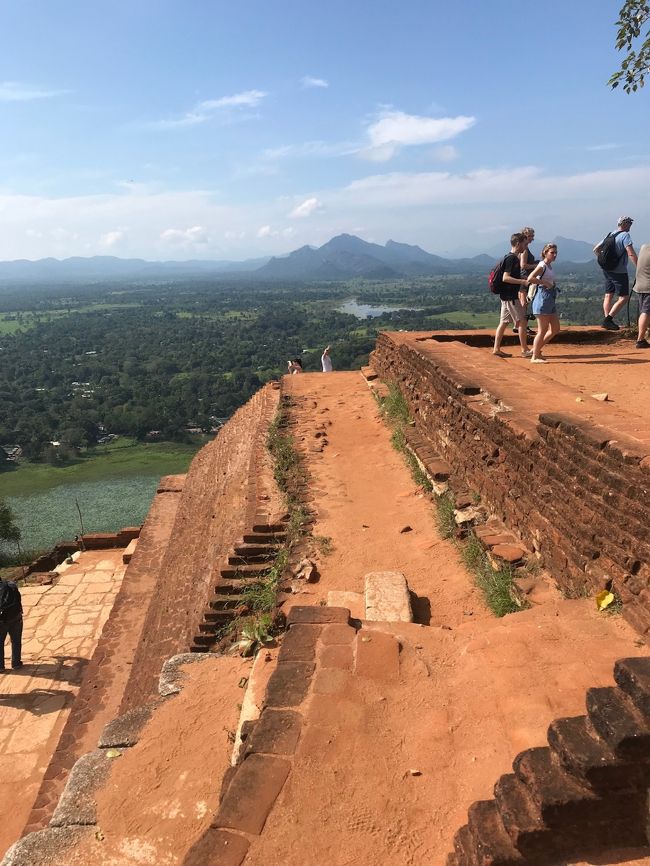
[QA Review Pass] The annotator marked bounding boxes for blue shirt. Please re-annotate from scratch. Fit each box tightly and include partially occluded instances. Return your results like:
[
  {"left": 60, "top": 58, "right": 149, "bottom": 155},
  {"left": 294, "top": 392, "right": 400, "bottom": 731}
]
[{"left": 598, "top": 230, "right": 633, "bottom": 273}]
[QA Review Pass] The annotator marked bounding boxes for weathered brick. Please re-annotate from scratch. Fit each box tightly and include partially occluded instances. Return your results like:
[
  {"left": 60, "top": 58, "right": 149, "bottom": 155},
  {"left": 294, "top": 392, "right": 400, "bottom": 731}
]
[
  {"left": 184, "top": 828, "right": 249, "bottom": 866},
  {"left": 319, "top": 623, "right": 357, "bottom": 645},
  {"left": 354, "top": 629, "right": 400, "bottom": 680},
  {"left": 586, "top": 686, "right": 650, "bottom": 761},
  {"left": 286, "top": 605, "right": 350, "bottom": 626},
  {"left": 278, "top": 624, "right": 320, "bottom": 663},
  {"left": 467, "top": 800, "right": 525, "bottom": 865},
  {"left": 614, "top": 657, "right": 650, "bottom": 717},
  {"left": 319, "top": 644, "right": 353, "bottom": 670},
  {"left": 245, "top": 709, "right": 302, "bottom": 757},
  {"left": 213, "top": 754, "right": 290, "bottom": 835},
  {"left": 265, "top": 661, "right": 314, "bottom": 708}
]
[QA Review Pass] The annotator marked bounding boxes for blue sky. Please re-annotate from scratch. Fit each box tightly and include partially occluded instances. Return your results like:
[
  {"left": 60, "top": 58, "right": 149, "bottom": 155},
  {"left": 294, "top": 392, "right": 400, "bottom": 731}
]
[{"left": 1, "top": 0, "right": 648, "bottom": 260}]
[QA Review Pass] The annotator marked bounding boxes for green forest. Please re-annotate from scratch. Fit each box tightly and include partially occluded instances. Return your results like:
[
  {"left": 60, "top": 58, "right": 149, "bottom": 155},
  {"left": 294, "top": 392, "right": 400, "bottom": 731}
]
[{"left": 0, "top": 270, "right": 607, "bottom": 466}]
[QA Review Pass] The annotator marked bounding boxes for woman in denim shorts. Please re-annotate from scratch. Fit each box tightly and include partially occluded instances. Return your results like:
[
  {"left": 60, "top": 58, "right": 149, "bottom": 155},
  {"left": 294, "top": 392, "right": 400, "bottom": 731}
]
[{"left": 528, "top": 244, "right": 560, "bottom": 363}]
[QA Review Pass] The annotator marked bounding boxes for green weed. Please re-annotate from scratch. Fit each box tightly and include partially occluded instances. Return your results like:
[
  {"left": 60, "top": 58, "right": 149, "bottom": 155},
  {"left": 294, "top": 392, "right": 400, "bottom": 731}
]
[
  {"left": 462, "top": 532, "right": 527, "bottom": 617},
  {"left": 436, "top": 493, "right": 457, "bottom": 539}
]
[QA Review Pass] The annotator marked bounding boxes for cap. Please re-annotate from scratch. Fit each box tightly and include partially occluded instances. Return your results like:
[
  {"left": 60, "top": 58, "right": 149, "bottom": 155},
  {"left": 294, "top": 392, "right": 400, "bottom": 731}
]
[{"left": 617, "top": 216, "right": 634, "bottom": 226}]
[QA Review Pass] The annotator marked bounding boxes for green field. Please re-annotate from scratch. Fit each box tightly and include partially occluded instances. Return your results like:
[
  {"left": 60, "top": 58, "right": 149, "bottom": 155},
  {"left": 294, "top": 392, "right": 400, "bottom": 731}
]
[
  {"left": 0, "top": 439, "right": 204, "bottom": 550},
  {"left": 0, "top": 439, "right": 203, "bottom": 498}
]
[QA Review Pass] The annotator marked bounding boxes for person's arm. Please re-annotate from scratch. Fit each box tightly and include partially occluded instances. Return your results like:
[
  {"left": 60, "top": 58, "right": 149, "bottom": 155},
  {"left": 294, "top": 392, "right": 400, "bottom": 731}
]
[
  {"left": 502, "top": 271, "right": 528, "bottom": 286},
  {"left": 528, "top": 263, "right": 552, "bottom": 288},
  {"left": 626, "top": 244, "right": 638, "bottom": 267}
]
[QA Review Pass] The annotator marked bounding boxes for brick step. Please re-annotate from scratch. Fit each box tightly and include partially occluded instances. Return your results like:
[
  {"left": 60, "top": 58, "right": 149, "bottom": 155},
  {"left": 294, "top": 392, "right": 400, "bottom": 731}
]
[
  {"left": 220, "top": 565, "right": 272, "bottom": 580},
  {"left": 192, "top": 634, "right": 217, "bottom": 647},
  {"left": 586, "top": 685, "right": 650, "bottom": 761},
  {"left": 199, "top": 613, "right": 234, "bottom": 631},
  {"left": 467, "top": 800, "right": 525, "bottom": 865},
  {"left": 614, "top": 657, "right": 650, "bottom": 716},
  {"left": 493, "top": 773, "right": 548, "bottom": 858},
  {"left": 209, "top": 594, "right": 248, "bottom": 610},
  {"left": 513, "top": 747, "right": 602, "bottom": 828},
  {"left": 251, "top": 523, "right": 286, "bottom": 534},
  {"left": 228, "top": 553, "right": 276, "bottom": 566},
  {"left": 215, "top": 579, "right": 259, "bottom": 594},
  {"left": 242, "top": 532, "right": 286, "bottom": 545},
  {"left": 232, "top": 543, "right": 280, "bottom": 557},
  {"left": 547, "top": 715, "right": 639, "bottom": 792}
]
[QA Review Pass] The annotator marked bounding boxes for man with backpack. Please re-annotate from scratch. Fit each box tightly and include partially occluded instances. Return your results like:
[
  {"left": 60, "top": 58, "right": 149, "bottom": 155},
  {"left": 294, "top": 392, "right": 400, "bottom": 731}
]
[
  {"left": 593, "top": 216, "right": 638, "bottom": 331},
  {"left": 0, "top": 577, "right": 23, "bottom": 672},
  {"left": 491, "top": 233, "right": 532, "bottom": 357}
]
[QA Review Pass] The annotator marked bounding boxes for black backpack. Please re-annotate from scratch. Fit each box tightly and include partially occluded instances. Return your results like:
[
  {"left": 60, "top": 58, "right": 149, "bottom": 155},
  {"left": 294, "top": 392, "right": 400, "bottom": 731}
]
[
  {"left": 0, "top": 580, "right": 21, "bottom": 622},
  {"left": 597, "top": 231, "right": 624, "bottom": 270}
]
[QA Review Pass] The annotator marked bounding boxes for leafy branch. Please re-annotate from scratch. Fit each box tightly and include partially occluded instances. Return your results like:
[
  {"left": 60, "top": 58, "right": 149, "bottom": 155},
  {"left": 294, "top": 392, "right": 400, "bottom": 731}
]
[{"left": 609, "top": 1, "right": 650, "bottom": 92}]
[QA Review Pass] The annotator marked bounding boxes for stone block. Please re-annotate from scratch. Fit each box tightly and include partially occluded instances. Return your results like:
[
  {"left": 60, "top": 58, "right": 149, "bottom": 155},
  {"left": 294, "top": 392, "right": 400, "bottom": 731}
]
[
  {"left": 586, "top": 686, "right": 650, "bottom": 761},
  {"left": 158, "top": 652, "right": 213, "bottom": 697},
  {"left": 354, "top": 629, "right": 400, "bottom": 680},
  {"left": 319, "top": 644, "right": 353, "bottom": 670},
  {"left": 320, "top": 623, "right": 357, "bottom": 645},
  {"left": 1, "top": 827, "right": 93, "bottom": 866},
  {"left": 361, "top": 366, "right": 378, "bottom": 381},
  {"left": 245, "top": 709, "right": 302, "bottom": 757},
  {"left": 365, "top": 571, "right": 413, "bottom": 623},
  {"left": 489, "top": 544, "right": 526, "bottom": 564},
  {"left": 326, "top": 591, "right": 364, "bottom": 620},
  {"left": 99, "top": 703, "right": 158, "bottom": 749},
  {"left": 614, "top": 657, "right": 650, "bottom": 717},
  {"left": 49, "top": 750, "right": 111, "bottom": 827},
  {"left": 466, "top": 799, "right": 526, "bottom": 866},
  {"left": 312, "top": 667, "right": 352, "bottom": 696},
  {"left": 265, "top": 661, "right": 314, "bottom": 708},
  {"left": 122, "top": 538, "right": 138, "bottom": 564},
  {"left": 286, "top": 605, "right": 350, "bottom": 626},
  {"left": 213, "top": 754, "right": 290, "bottom": 835},
  {"left": 184, "top": 828, "right": 249, "bottom": 866},
  {"left": 278, "top": 624, "right": 320, "bottom": 663}
]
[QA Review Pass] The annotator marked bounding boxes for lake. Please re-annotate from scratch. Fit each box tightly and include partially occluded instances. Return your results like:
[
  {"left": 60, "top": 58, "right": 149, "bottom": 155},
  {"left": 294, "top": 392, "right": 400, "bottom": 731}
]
[{"left": 337, "top": 299, "right": 423, "bottom": 318}]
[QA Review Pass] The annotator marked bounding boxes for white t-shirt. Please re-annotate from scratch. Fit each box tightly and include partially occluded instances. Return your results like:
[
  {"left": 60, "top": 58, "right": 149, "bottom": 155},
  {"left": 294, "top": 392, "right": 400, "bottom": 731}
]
[{"left": 321, "top": 353, "right": 333, "bottom": 372}]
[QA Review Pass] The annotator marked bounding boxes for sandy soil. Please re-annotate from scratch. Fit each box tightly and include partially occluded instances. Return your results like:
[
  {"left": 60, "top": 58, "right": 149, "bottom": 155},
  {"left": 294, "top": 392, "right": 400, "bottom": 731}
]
[
  {"left": 284, "top": 372, "right": 488, "bottom": 627},
  {"left": 57, "top": 655, "right": 251, "bottom": 866},
  {"left": 244, "top": 370, "right": 650, "bottom": 866}
]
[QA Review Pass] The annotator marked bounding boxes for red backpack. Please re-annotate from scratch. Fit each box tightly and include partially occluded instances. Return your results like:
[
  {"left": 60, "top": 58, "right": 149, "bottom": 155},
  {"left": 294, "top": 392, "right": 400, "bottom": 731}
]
[{"left": 488, "top": 256, "right": 507, "bottom": 293}]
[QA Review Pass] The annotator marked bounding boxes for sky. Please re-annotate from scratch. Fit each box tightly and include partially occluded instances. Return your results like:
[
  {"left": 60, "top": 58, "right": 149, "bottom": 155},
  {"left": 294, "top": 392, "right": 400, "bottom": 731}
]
[{"left": 1, "top": 0, "right": 649, "bottom": 261}]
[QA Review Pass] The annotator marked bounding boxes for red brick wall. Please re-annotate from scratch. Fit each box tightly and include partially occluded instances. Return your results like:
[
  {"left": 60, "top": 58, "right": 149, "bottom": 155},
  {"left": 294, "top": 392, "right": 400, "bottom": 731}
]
[{"left": 371, "top": 333, "right": 650, "bottom": 638}]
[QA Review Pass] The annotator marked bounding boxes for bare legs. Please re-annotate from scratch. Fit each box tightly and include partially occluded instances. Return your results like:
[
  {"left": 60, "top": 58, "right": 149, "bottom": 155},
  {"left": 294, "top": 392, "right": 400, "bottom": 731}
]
[
  {"left": 532, "top": 314, "right": 560, "bottom": 360},
  {"left": 639, "top": 310, "right": 649, "bottom": 344},
  {"left": 603, "top": 293, "right": 629, "bottom": 319},
  {"left": 494, "top": 318, "right": 527, "bottom": 354}
]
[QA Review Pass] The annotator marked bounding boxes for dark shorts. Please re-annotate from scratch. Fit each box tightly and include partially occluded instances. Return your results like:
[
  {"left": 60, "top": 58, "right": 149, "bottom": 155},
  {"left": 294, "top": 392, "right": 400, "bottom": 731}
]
[
  {"left": 603, "top": 271, "right": 630, "bottom": 296},
  {"left": 636, "top": 292, "right": 650, "bottom": 315}
]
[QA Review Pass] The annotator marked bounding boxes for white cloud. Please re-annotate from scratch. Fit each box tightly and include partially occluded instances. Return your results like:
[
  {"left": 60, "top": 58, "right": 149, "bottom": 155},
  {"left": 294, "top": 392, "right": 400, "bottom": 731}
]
[
  {"left": 289, "top": 197, "right": 322, "bottom": 219},
  {"left": 301, "top": 76, "right": 329, "bottom": 89},
  {"left": 0, "top": 81, "right": 69, "bottom": 102},
  {"left": 257, "top": 225, "right": 273, "bottom": 239},
  {"left": 100, "top": 230, "right": 125, "bottom": 248},
  {"left": 148, "top": 89, "right": 267, "bottom": 130},
  {"left": 160, "top": 225, "right": 209, "bottom": 246},
  {"left": 431, "top": 144, "right": 459, "bottom": 162},
  {"left": 360, "top": 110, "right": 476, "bottom": 161}
]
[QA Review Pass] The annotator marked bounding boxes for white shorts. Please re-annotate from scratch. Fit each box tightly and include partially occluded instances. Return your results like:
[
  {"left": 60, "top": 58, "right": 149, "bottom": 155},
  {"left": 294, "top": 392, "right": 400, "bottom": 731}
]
[{"left": 500, "top": 299, "right": 526, "bottom": 325}]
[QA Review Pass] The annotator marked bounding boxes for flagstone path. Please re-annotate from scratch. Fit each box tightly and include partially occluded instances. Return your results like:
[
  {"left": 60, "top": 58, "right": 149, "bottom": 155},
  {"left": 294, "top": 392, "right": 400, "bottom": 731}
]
[{"left": 0, "top": 549, "right": 126, "bottom": 858}]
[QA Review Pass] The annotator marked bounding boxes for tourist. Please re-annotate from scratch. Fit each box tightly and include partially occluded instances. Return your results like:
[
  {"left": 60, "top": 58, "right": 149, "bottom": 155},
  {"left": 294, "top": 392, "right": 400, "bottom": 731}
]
[
  {"left": 321, "top": 345, "right": 333, "bottom": 372},
  {"left": 0, "top": 577, "right": 23, "bottom": 672},
  {"left": 493, "top": 233, "right": 532, "bottom": 358},
  {"left": 287, "top": 358, "right": 303, "bottom": 374},
  {"left": 527, "top": 244, "right": 561, "bottom": 363},
  {"left": 633, "top": 242, "right": 650, "bottom": 349},
  {"left": 514, "top": 227, "right": 538, "bottom": 336},
  {"left": 593, "top": 216, "right": 638, "bottom": 331}
]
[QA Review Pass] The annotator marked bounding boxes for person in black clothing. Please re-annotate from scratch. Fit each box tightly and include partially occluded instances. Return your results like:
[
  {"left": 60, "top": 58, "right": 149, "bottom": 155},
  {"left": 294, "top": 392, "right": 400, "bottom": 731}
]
[
  {"left": 493, "top": 233, "right": 532, "bottom": 357},
  {"left": 0, "top": 578, "right": 23, "bottom": 672},
  {"left": 514, "top": 226, "right": 538, "bottom": 337}
]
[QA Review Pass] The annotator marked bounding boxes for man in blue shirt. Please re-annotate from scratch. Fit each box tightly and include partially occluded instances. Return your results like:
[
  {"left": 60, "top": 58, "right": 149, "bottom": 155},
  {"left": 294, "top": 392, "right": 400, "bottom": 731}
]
[{"left": 593, "top": 216, "right": 638, "bottom": 330}]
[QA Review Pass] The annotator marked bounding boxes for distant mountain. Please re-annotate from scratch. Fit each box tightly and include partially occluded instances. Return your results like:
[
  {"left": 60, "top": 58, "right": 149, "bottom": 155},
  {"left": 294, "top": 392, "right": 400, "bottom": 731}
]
[
  {"left": 257, "top": 233, "right": 475, "bottom": 280},
  {"left": 482, "top": 235, "right": 595, "bottom": 262},
  {"left": 0, "top": 233, "right": 601, "bottom": 286},
  {"left": 0, "top": 254, "right": 271, "bottom": 283}
]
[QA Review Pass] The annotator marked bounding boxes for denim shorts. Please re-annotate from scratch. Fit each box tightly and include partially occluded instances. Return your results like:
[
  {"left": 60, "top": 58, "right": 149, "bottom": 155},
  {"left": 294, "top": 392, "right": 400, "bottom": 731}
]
[
  {"left": 532, "top": 287, "right": 557, "bottom": 316},
  {"left": 604, "top": 271, "right": 630, "bottom": 296}
]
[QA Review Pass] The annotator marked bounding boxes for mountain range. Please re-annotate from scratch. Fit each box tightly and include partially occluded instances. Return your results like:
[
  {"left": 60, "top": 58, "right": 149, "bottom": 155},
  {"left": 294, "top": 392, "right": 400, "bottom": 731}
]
[{"left": 0, "top": 234, "right": 598, "bottom": 284}]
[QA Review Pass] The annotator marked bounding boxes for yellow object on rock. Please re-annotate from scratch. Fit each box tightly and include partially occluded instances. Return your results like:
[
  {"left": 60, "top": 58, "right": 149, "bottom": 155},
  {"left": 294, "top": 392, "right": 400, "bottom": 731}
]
[{"left": 596, "top": 590, "right": 615, "bottom": 611}]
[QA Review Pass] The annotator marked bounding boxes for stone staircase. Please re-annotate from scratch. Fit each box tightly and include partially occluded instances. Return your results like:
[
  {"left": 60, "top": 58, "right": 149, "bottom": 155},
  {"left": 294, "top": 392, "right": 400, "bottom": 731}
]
[
  {"left": 190, "top": 522, "right": 287, "bottom": 652},
  {"left": 448, "top": 657, "right": 650, "bottom": 865}
]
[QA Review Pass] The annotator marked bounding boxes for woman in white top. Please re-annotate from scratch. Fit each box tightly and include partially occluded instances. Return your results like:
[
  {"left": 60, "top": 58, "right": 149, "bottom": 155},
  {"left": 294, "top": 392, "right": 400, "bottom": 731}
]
[{"left": 527, "top": 243, "right": 560, "bottom": 363}]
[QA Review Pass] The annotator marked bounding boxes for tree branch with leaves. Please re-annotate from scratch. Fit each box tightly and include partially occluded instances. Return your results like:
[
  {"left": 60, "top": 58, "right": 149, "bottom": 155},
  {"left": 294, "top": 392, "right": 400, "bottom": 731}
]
[{"left": 610, "top": 1, "right": 650, "bottom": 91}]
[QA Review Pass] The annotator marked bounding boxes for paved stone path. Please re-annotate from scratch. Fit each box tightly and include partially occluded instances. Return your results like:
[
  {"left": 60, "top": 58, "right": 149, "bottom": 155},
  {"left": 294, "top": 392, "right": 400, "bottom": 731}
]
[{"left": 0, "top": 549, "right": 126, "bottom": 858}]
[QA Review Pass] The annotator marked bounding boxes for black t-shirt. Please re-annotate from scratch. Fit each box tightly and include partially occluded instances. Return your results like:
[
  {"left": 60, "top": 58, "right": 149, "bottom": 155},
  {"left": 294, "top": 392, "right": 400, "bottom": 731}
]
[{"left": 499, "top": 253, "right": 521, "bottom": 301}]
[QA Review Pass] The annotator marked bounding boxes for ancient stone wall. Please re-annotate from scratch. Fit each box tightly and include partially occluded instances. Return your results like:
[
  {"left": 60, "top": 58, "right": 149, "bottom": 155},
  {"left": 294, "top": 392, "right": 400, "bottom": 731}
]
[{"left": 371, "top": 332, "right": 650, "bottom": 638}]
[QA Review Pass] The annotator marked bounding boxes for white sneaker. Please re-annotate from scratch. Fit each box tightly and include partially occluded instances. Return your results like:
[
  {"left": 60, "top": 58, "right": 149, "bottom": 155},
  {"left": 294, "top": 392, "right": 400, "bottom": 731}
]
[
  {"left": 531, "top": 357, "right": 548, "bottom": 363},
  {"left": 521, "top": 349, "right": 533, "bottom": 358}
]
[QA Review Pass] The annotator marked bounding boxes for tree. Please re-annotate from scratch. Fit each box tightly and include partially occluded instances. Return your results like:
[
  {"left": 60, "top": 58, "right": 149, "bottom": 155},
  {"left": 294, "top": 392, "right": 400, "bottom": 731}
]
[
  {"left": 0, "top": 499, "right": 21, "bottom": 545},
  {"left": 610, "top": 1, "right": 650, "bottom": 92}
]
